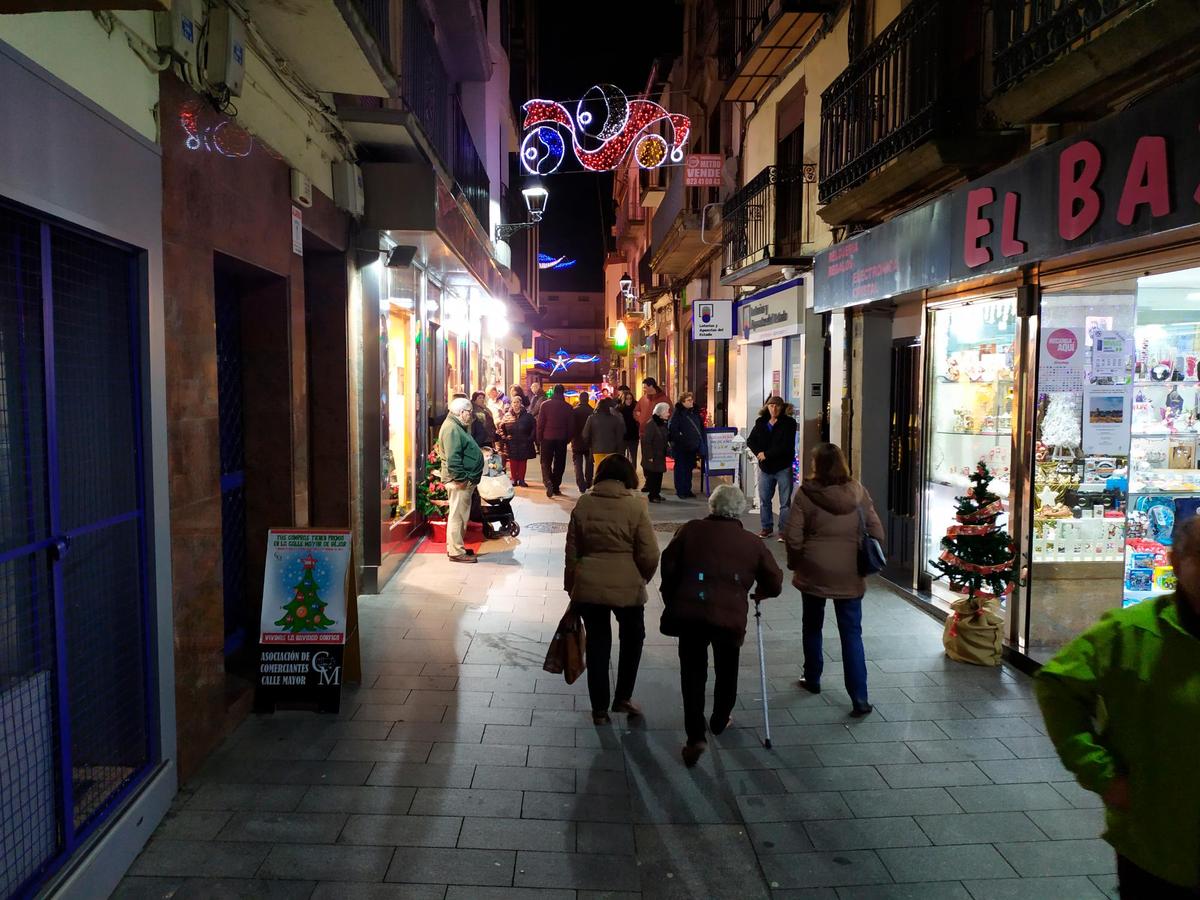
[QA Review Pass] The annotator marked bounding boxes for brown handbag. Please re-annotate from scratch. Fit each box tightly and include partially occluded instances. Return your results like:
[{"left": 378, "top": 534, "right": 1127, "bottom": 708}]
[{"left": 543, "top": 605, "right": 587, "bottom": 684}]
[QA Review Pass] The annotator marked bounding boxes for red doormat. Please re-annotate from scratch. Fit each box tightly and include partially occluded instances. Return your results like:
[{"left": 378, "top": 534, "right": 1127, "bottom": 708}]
[{"left": 417, "top": 520, "right": 484, "bottom": 554}]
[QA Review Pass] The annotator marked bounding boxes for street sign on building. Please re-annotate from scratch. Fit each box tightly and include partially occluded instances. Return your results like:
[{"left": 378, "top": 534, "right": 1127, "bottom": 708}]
[
  {"left": 685, "top": 154, "right": 722, "bottom": 187},
  {"left": 692, "top": 298, "right": 734, "bottom": 339}
]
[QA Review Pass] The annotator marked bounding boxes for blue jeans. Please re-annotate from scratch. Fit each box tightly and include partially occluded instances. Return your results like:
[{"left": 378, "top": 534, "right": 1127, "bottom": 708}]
[
  {"left": 757, "top": 467, "right": 793, "bottom": 532},
  {"left": 672, "top": 451, "right": 697, "bottom": 497},
  {"left": 801, "top": 594, "right": 869, "bottom": 708}
]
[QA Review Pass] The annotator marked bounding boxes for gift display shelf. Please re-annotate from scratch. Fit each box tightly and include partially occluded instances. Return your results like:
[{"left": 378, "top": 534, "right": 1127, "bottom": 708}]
[{"left": 937, "top": 430, "right": 1012, "bottom": 437}]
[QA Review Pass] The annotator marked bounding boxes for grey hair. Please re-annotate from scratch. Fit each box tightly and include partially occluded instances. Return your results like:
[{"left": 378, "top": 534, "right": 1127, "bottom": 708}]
[
  {"left": 708, "top": 484, "right": 748, "bottom": 519},
  {"left": 449, "top": 397, "right": 472, "bottom": 415}
]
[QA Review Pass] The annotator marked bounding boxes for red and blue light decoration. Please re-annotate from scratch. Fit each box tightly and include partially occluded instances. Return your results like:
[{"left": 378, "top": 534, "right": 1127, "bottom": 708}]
[
  {"left": 533, "top": 348, "right": 601, "bottom": 374},
  {"left": 520, "top": 84, "right": 691, "bottom": 175},
  {"left": 538, "top": 252, "right": 577, "bottom": 270}
]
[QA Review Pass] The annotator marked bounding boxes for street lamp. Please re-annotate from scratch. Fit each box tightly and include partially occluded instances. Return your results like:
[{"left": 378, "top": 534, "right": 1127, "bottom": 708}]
[
  {"left": 619, "top": 272, "right": 633, "bottom": 297},
  {"left": 496, "top": 182, "right": 549, "bottom": 241}
]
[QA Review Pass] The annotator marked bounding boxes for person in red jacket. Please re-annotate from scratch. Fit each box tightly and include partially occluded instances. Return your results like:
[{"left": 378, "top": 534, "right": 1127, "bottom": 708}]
[{"left": 535, "top": 384, "right": 572, "bottom": 498}]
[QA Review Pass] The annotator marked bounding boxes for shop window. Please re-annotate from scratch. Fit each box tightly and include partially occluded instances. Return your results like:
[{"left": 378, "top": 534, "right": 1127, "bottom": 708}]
[
  {"left": 1029, "top": 265, "right": 1200, "bottom": 659},
  {"left": 382, "top": 266, "right": 419, "bottom": 532}
]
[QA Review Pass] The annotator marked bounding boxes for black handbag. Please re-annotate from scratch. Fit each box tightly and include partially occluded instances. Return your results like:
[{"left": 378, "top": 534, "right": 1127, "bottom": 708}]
[{"left": 857, "top": 505, "right": 886, "bottom": 576}]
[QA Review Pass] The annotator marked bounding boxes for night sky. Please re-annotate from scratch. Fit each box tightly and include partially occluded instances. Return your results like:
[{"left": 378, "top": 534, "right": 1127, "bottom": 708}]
[{"left": 531, "top": 1, "right": 684, "bottom": 293}]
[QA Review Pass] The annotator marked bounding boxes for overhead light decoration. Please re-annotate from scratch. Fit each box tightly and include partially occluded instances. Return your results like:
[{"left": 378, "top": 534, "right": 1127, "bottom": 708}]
[
  {"left": 613, "top": 321, "right": 628, "bottom": 350},
  {"left": 538, "top": 252, "right": 578, "bottom": 270},
  {"left": 520, "top": 84, "right": 691, "bottom": 175},
  {"left": 533, "top": 348, "right": 602, "bottom": 374}
]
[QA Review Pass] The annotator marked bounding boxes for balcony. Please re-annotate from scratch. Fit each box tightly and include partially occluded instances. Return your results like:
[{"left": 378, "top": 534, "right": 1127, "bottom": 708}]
[
  {"left": 650, "top": 171, "right": 715, "bottom": 278},
  {"left": 990, "top": 0, "right": 1200, "bottom": 125},
  {"left": 241, "top": 0, "right": 394, "bottom": 96},
  {"left": 720, "top": 165, "right": 813, "bottom": 287},
  {"left": 718, "top": 0, "right": 836, "bottom": 102},
  {"left": 817, "top": 0, "right": 1021, "bottom": 226},
  {"left": 339, "top": 0, "right": 490, "bottom": 229}
]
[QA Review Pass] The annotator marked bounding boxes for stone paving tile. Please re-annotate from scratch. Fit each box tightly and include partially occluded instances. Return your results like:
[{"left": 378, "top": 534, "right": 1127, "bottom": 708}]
[
  {"left": 482, "top": 724, "right": 578, "bottom": 747},
  {"left": 813, "top": 742, "right": 920, "bottom": 767},
  {"left": 339, "top": 814, "right": 463, "bottom": 847},
  {"left": 843, "top": 788, "right": 962, "bottom": 818},
  {"left": 528, "top": 746, "right": 626, "bottom": 771},
  {"left": 577, "top": 821, "right": 636, "bottom": 855},
  {"left": 835, "top": 884, "right": 973, "bottom": 900},
  {"left": 875, "top": 762, "right": 991, "bottom": 789},
  {"left": 151, "top": 809, "right": 233, "bottom": 841},
  {"left": 427, "top": 742, "right": 529, "bottom": 767},
  {"left": 906, "top": 739, "right": 1015, "bottom": 763},
  {"left": 937, "top": 719, "right": 1040, "bottom": 740},
  {"left": 457, "top": 816, "right": 575, "bottom": 851},
  {"left": 386, "top": 847, "right": 516, "bottom": 886},
  {"left": 260, "top": 844, "right": 395, "bottom": 881},
  {"left": 962, "top": 876, "right": 1111, "bottom": 899},
  {"left": 736, "top": 792, "right": 854, "bottom": 823},
  {"left": 514, "top": 851, "right": 640, "bottom": 892},
  {"left": 713, "top": 746, "right": 822, "bottom": 770},
  {"left": 776, "top": 766, "right": 888, "bottom": 793},
  {"left": 472, "top": 764, "right": 576, "bottom": 793},
  {"left": 974, "top": 757, "right": 1074, "bottom": 785},
  {"left": 575, "top": 769, "right": 631, "bottom": 795},
  {"left": 803, "top": 817, "right": 931, "bottom": 851},
  {"left": 367, "top": 763, "right": 476, "bottom": 788},
  {"left": 846, "top": 721, "right": 948, "bottom": 743},
  {"left": 127, "top": 840, "right": 271, "bottom": 878},
  {"left": 872, "top": 702, "right": 976, "bottom": 722},
  {"left": 215, "top": 811, "right": 347, "bottom": 844},
  {"left": 758, "top": 850, "right": 892, "bottom": 888},
  {"left": 445, "top": 888, "right": 574, "bottom": 900},
  {"left": 995, "top": 839, "right": 1116, "bottom": 876},
  {"left": 410, "top": 787, "right": 523, "bottom": 818},
  {"left": 1023, "top": 807, "right": 1104, "bottom": 840},
  {"left": 878, "top": 844, "right": 1017, "bottom": 882},
  {"left": 186, "top": 784, "right": 308, "bottom": 812},
  {"left": 633, "top": 824, "right": 770, "bottom": 899},
  {"left": 522, "top": 790, "right": 634, "bottom": 823},
  {"left": 1048, "top": 781, "right": 1104, "bottom": 809},
  {"left": 387, "top": 723, "right": 487, "bottom": 744},
  {"left": 748, "top": 821, "right": 816, "bottom": 854},
  {"left": 313, "top": 885, "right": 445, "bottom": 899},
  {"left": 997, "top": 736, "right": 1058, "bottom": 759},
  {"left": 914, "top": 812, "right": 1048, "bottom": 845},
  {"left": 112, "top": 877, "right": 318, "bottom": 899},
  {"left": 329, "top": 739, "right": 434, "bottom": 763},
  {"left": 947, "top": 784, "right": 1073, "bottom": 813}
]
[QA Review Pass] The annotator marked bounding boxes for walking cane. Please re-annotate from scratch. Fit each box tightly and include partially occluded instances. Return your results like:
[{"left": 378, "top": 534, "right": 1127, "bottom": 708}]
[{"left": 754, "top": 598, "right": 772, "bottom": 749}]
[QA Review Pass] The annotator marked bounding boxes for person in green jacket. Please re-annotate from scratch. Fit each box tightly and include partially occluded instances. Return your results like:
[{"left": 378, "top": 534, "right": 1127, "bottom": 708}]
[
  {"left": 1036, "top": 514, "right": 1200, "bottom": 898},
  {"left": 437, "top": 397, "right": 484, "bottom": 564}
]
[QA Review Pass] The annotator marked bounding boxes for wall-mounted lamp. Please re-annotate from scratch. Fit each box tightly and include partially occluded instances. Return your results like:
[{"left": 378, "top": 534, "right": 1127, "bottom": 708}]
[
  {"left": 386, "top": 245, "right": 418, "bottom": 268},
  {"left": 496, "top": 182, "right": 549, "bottom": 241}
]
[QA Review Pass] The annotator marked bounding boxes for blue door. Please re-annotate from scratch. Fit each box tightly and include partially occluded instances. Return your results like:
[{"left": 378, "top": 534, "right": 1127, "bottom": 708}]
[{"left": 0, "top": 203, "right": 155, "bottom": 898}]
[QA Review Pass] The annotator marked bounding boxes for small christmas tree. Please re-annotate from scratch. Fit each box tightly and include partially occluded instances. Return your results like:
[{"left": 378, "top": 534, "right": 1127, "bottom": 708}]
[
  {"left": 930, "top": 461, "right": 1015, "bottom": 603},
  {"left": 1040, "top": 392, "right": 1081, "bottom": 457},
  {"left": 274, "top": 552, "right": 334, "bottom": 633},
  {"left": 417, "top": 446, "right": 449, "bottom": 518}
]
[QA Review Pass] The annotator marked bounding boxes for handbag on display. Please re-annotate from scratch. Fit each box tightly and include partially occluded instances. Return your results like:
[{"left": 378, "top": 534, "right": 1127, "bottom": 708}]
[
  {"left": 543, "top": 605, "right": 586, "bottom": 684},
  {"left": 857, "top": 505, "right": 886, "bottom": 576}
]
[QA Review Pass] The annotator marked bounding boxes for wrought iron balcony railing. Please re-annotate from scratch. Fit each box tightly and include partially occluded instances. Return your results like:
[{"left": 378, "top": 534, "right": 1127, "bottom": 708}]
[
  {"left": 721, "top": 165, "right": 807, "bottom": 275},
  {"left": 818, "top": 0, "right": 948, "bottom": 205},
  {"left": 992, "top": 0, "right": 1152, "bottom": 93}
]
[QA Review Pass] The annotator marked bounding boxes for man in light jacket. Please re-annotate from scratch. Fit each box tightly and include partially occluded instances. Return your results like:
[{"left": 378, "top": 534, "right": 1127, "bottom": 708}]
[
  {"left": 437, "top": 397, "right": 484, "bottom": 563},
  {"left": 1036, "top": 514, "right": 1200, "bottom": 897}
]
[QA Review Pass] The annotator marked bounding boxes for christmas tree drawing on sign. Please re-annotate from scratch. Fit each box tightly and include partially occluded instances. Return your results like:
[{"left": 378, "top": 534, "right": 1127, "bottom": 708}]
[{"left": 274, "top": 552, "right": 335, "bottom": 633}]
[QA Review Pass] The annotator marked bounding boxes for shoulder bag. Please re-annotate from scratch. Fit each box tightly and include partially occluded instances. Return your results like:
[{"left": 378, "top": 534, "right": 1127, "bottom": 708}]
[
  {"left": 857, "top": 505, "right": 886, "bottom": 576},
  {"left": 543, "top": 604, "right": 586, "bottom": 684}
]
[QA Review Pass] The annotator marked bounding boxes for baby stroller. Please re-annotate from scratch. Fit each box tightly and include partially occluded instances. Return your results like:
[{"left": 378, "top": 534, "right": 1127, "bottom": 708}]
[{"left": 477, "top": 449, "right": 520, "bottom": 538}]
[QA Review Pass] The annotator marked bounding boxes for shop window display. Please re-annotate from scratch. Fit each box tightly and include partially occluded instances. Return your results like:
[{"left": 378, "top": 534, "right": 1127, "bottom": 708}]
[
  {"left": 924, "top": 299, "right": 1016, "bottom": 612},
  {"left": 382, "top": 267, "right": 419, "bottom": 532}
]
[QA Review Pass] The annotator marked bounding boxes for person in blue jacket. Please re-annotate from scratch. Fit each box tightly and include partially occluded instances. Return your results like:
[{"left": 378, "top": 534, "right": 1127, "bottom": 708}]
[{"left": 667, "top": 392, "right": 706, "bottom": 499}]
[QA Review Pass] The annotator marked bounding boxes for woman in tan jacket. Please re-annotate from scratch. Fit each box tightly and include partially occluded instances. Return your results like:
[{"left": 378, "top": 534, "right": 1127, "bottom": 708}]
[
  {"left": 784, "top": 443, "right": 885, "bottom": 717},
  {"left": 565, "top": 454, "right": 659, "bottom": 724}
]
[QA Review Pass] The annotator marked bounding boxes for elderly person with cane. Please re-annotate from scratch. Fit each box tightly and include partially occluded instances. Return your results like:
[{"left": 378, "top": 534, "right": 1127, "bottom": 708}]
[{"left": 660, "top": 485, "right": 783, "bottom": 766}]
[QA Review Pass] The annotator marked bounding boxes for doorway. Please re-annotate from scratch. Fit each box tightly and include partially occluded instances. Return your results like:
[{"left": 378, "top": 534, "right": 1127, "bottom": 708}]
[{"left": 885, "top": 337, "right": 921, "bottom": 584}]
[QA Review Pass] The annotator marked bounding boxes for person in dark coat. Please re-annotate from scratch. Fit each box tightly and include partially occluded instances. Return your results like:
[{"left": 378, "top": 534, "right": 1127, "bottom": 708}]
[
  {"left": 498, "top": 396, "right": 536, "bottom": 486},
  {"left": 584, "top": 397, "right": 627, "bottom": 468},
  {"left": 640, "top": 401, "right": 669, "bottom": 502},
  {"left": 469, "top": 391, "right": 497, "bottom": 448},
  {"left": 745, "top": 396, "right": 798, "bottom": 537},
  {"left": 619, "top": 389, "right": 639, "bottom": 468},
  {"left": 570, "top": 391, "right": 594, "bottom": 494},
  {"left": 661, "top": 485, "right": 783, "bottom": 766},
  {"left": 528, "top": 379, "right": 547, "bottom": 419},
  {"left": 667, "top": 392, "right": 706, "bottom": 499},
  {"left": 536, "top": 384, "right": 572, "bottom": 497}
]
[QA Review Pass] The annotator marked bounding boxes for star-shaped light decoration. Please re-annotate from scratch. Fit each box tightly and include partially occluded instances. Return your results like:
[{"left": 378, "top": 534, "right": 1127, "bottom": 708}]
[{"left": 533, "top": 348, "right": 601, "bottom": 375}]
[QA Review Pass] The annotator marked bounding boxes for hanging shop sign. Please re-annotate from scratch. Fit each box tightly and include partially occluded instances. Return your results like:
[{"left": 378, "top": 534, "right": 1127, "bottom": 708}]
[
  {"left": 738, "top": 280, "right": 804, "bottom": 342},
  {"left": 815, "top": 71, "right": 1200, "bottom": 312},
  {"left": 692, "top": 299, "right": 734, "bottom": 340},
  {"left": 684, "top": 154, "right": 723, "bottom": 187},
  {"left": 520, "top": 83, "right": 691, "bottom": 174},
  {"left": 257, "top": 529, "right": 352, "bottom": 712}
]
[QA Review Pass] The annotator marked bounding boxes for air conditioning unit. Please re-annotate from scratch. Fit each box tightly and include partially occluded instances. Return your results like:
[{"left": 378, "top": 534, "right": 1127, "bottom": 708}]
[
  {"left": 203, "top": 5, "right": 247, "bottom": 97},
  {"left": 155, "top": 0, "right": 199, "bottom": 67},
  {"left": 332, "top": 161, "right": 365, "bottom": 217},
  {"left": 605, "top": 325, "right": 617, "bottom": 341},
  {"left": 290, "top": 169, "right": 313, "bottom": 208}
]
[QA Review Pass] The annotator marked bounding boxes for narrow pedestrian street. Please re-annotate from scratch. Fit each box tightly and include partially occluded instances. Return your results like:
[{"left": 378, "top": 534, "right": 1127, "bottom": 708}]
[{"left": 116, "top": 473, "right": 1115, "bottom": 900}]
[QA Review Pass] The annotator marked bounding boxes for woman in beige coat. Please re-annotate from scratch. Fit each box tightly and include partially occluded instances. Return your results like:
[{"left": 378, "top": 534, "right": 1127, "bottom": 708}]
[
  {"left": 784, "top": 443, "right": 885, "bottom": 717},
  {"left": 565, "top": 454, "right": 659, "bottom": 724}
]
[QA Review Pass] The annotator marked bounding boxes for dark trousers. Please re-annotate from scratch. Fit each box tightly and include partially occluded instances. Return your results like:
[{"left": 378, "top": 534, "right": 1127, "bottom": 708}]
[
  {"left": 577, "top": 603, "right": 645, "bottom": 713},
  {"left": 801, "top": 594, "right": 869, "bottom": 707},
  {"left": 572, "top": 448, "right": 593, "bottom": 493},
  {"left": 539, "top": 439, "right": 567, "bottom": 491},
  {"left": 678, "top": 626, "right": 741, "bottom": 745},
  {"left": 643, "top": 469, "right": 664, "bottom": 499},
  {"left": 672, "top": 451, "right": 697, "bottom": 497},
  {"left": 624, "top": 439, "right": 638, "bottom": 468},
  {"left": 1119, "top": 855, "right": 1200, "bottom": 899}
]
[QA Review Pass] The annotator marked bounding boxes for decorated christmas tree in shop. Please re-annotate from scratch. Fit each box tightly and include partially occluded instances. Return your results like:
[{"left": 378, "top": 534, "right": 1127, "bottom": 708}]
[
  {"left": 417, "top": 445, "right": 449, "bottom": 519},
  {"left": 930, "top": 461, "right": 1015, "bottom": 604},
  {"left": 274, "top": 552, "right": 334, "bottom": 633}
]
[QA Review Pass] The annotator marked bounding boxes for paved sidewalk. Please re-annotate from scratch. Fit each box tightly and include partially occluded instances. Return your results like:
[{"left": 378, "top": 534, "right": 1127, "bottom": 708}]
[{"left": 115, "top": 470, "right": 1117, "bottom": 900}]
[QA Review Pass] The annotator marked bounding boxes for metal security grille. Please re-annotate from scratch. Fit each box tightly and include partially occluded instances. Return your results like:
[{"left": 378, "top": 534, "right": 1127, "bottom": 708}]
[
  {"left": 0, "top": 203, "right": 154, "bottom": 898},
  {"left": 215, "top": 276, "right": 247, "bottom": 657}
]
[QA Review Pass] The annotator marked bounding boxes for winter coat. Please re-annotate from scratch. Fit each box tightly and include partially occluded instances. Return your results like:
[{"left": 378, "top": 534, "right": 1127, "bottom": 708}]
[
  {"left": 640, "top": 416, "right": 668, "bottom": 473},
  {"left": 437, "top": 416, "right": 484, "bottom": 485},
  {"left": 564, "top": 479, "right": 659, "bottom": 607},
  {"left": 784, "top": 479, "right": 884, "bottom": 599},
  {"left": 667, "top": 404, "right": 706, "bottom": 456},
  {"left": 660, "top": 516, "right": 783, "bottom": 645},
  {"left": 570, "top": 400, "right": 594, "bottom": 451},
  {"left": 746, "top": 413, "right": 798, "bottom": 474},
  {"left": 499, "top": 409, "right": 536, "bottom": 460},
  {"left": 1035, "top": 594, "right": 1200, "bottom": 889},
  {"left": 470, "top": 405, "right": 497, "bottom": 447},
  {"left": 619, "top": 402, "right": 639, "bottom": 442},
  {"left": 634, "top": 390, "right": 671, "bottom": 435},
  {"left": 529, "top": 391, "right": 547, "bottom": 419},
  {"left": 583, "top": 409, "right": 626, "bottom": 455},
  {"left": 536, "top": 397, "right": 572, "bottom": 443}
]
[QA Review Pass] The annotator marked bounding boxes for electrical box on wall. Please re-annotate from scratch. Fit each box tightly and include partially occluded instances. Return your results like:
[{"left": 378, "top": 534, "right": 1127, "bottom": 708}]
[
  {"left": 332, "top": 162, "right": 365, "bottom": 217},
  {"left": 203, "top": 5, "right": 247, "bottom": 97},
  {"left": 154, "top": 0, "right": 199, "bottom": 67},
  {"left": 290, "top": 169, "right": 313, "bottom": 208}
]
